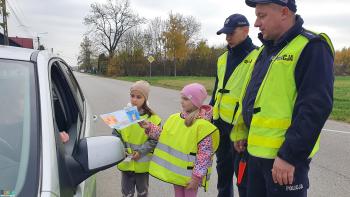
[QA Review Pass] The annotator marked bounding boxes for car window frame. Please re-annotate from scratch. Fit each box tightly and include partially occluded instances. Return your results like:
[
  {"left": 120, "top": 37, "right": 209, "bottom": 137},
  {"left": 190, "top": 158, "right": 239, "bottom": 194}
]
[
  {"left": 57, "top": 61, "right": 86, "bottom": 140},
  {"left": 58, "top": 61, "right": 85, "bottom": 114},
  {"left": 49, "top": 59, "right": 82, "bottom": 146}
]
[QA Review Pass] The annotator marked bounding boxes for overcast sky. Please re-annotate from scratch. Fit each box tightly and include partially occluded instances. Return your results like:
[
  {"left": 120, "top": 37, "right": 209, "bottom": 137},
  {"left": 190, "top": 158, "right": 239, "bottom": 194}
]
[{"left": 7, "top": 0, "right": 350, "bottom": 66}]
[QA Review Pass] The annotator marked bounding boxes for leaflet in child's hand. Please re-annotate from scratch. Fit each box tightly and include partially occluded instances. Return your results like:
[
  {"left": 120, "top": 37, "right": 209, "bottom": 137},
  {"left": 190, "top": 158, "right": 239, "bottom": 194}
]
[
  {"left": 100, "top": 106, "right": 144, "bottom": 130},
  {"left": 123, "top": 153, "right": 133, "bottom": 162}
]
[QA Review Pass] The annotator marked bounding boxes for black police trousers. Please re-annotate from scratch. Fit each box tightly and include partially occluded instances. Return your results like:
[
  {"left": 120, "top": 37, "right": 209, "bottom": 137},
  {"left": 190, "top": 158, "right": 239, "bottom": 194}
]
[{"left": 247, "top": 155, "right": 310, "bottom": 197}]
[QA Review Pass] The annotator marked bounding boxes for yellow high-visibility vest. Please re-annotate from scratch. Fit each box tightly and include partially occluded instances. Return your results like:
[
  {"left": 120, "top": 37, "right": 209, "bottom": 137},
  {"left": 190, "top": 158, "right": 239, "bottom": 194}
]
[
  {"left": 231, "top": 31, "right": 334, "bottom": 159},
  {"left": 213, "top": 49, "right": 259, "bottom": 124},
  {"left": 117, "top": 114, "right": 161, "bottom": 173},
  {"left": 149, "top": 113, "right": 219, "bottom": 191}
]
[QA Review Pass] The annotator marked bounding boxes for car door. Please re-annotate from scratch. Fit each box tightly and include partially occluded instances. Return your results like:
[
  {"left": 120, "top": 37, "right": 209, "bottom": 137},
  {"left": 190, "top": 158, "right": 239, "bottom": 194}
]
[
  {"left": 58, "top": 61, "right": 96, "bottom": 197},
  {"left": 49, "top": 59, "right": 95, "bottom": 197}
]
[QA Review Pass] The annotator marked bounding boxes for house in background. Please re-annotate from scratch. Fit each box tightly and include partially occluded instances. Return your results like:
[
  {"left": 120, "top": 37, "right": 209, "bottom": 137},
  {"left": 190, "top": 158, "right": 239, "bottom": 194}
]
[
  {"left": 1, "top": 32, "right": 34, "bottom": 49},
  {"left": 9, "top": 36, "right": 34, "bottom": 49}
]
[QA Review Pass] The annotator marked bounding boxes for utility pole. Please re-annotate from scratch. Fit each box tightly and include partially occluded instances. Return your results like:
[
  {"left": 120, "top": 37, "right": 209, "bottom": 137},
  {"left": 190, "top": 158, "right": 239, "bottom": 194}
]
[
  {"left": 36, "top": 32, "right": 48, "bottom": 50},
  {"left": 0, "top": 0, "right": 9, "bottom": 45},
  {"left": 37, "top": 36, "right": 40, "bottom": 49}
]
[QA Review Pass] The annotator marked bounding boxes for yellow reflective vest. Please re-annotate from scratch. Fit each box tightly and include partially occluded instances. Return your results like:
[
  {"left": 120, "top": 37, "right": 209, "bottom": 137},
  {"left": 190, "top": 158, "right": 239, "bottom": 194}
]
[
  {"left": 231, "top": 31, "right": 334, "bottom": 159},
  {"left": 117, "top": 114, "right": 161, "bottom": 173},
  {"left": 213, "top": 49, "right": 259, "bottom": 124},
  {"left": 149, "top": 113, "right": 219, "bottom": 191}
]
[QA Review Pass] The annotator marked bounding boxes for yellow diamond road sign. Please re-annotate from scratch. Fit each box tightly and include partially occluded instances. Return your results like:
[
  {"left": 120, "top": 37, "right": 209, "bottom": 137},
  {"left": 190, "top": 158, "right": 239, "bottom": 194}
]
[{"left": 147, "top": 56, "right": 155, "bottom": 63}]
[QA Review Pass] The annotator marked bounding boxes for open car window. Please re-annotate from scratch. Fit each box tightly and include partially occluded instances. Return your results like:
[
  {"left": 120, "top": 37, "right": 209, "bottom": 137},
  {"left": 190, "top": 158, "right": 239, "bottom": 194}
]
[
  {"left": 50, "top": 61, "right": 82, "bottom": 153},
  {"left": 50, "top": 60, "right": 86, "bottom": 196},
  {"left": 58, "top": 62, "right": 85, "bottom": 140}
]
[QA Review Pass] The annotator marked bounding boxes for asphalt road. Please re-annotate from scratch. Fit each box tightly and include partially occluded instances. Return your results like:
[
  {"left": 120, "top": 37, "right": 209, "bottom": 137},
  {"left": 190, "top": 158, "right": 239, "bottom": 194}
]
[{"left": 75, "top": 73, "right": 350, "bottom": 197}]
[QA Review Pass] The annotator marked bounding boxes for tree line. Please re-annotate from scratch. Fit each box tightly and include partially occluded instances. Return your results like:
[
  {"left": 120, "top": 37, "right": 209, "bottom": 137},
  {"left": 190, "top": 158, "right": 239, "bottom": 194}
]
[
  {"left": 78, "top": 0, "right": 224, "bottom": 77},
  {"left": 334, "top": 47, "right": 350, "bottom": 75},
  {"left": 78, "top": 0, "right": 350, "bottom": 77}
]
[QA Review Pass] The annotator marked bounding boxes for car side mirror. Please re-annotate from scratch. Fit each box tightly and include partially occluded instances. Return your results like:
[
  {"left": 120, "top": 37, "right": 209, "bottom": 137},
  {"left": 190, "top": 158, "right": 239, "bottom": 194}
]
[
  {"left": 74, "top": 136, "right": 125, "bottom": 171},
  {"left": 66, "top": 136, "right": 125, "bottom": 186}
]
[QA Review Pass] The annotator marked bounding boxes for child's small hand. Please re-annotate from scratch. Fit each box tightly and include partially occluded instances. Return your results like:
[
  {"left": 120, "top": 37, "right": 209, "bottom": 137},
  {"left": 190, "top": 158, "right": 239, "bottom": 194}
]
[
  {"left": 138, "top": 120, "right": 149, "bottom": 129},
  {"left": 131, "top": 151, "right": 141, "bottom": 161},
  {"left": 185, "top": 176, "right": 201, "bottom": 190}
]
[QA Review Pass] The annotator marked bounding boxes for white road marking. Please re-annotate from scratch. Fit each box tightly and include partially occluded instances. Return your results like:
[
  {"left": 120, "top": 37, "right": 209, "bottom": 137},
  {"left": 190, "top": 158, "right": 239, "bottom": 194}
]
[{"left": 323, "top": 128, "right": 350, "bottom": 134}]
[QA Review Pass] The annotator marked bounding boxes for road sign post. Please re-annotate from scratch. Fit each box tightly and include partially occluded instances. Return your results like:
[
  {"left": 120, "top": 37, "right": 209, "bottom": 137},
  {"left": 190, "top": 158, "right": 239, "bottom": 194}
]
[{"left": 147, "top": 56, "right": 155, "bottom": 77}]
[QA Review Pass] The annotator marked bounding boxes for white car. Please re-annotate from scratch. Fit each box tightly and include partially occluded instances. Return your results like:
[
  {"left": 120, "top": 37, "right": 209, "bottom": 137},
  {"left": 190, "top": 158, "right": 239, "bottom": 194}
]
[{"left": 0, "top": 46, "right": 125, "bottom": 197}]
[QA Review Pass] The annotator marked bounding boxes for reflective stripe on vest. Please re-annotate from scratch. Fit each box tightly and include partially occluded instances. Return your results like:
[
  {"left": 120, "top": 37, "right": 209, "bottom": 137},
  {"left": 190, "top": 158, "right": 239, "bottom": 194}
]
[
  {"left": 117, "top": 114, "right": 161, "bottom": 173},
  {"left": 149, "top": 113, "right": 219, "bottom": 191},
  {"left": 213, "top": 50, "right": 259, "bottom": 124},
  {"left": 156, "top": 142, "right": 196, "bottom": 163},
  {"left": 152, "top": 155, "right": 193, "bottom": 177},
  {"left": 232, "top": 31, "right": 333, "bottom": 159}
]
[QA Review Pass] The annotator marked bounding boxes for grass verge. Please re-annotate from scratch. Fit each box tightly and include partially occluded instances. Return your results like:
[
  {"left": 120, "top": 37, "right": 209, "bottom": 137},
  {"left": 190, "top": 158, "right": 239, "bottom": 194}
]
[{"left": 115, "top": 76, "right": 350, "bottom": 123}]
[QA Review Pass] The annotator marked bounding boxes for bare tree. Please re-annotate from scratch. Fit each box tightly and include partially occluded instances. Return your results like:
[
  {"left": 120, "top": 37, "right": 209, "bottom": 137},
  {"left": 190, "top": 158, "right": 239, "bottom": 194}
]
[
  {"left": 144, "top": 17, "right": 166, "bottom": 57},
  {"left": 183, "top": 15, "right": 201, "bottom": 48},
  {"left": 143, "top": 17, "right": 167, "bottom": 75},
  {"left": 84, "top": 0, "right": 145, "bottom": 75},
  {"left": 120, "top": 28, "right": 144, "bottom": 55},
  {"left": 116, "top": 28, "right": 149, "bottom": 76}
]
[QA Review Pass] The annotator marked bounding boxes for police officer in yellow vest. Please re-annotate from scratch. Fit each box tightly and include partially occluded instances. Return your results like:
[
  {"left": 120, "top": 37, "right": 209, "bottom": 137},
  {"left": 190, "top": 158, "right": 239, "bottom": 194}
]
[
  {"left": 210, "top": 14, "right": 257, "bottom": 197},
  {"left": 231, "top": 1, "right": 334, "bottom": 197}
]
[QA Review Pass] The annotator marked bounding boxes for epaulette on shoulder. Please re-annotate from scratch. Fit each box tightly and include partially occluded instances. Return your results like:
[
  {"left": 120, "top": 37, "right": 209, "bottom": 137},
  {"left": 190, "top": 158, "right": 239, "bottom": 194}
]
[
  {"left": 300, "top": 29, "right": 320, "bottom": 41},
  {"left": 301, "top": 29, "right": 334, "bottom": 56}
]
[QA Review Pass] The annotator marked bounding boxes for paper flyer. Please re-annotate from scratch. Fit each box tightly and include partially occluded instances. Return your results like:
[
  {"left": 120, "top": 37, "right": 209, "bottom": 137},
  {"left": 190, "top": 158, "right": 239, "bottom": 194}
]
[{"left": 100, "top": 106, "right": 142, "bottom": 130}]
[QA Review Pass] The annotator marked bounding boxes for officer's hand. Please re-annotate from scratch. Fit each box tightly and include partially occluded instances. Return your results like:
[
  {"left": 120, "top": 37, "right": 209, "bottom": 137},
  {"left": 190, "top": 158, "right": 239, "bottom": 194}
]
[
  {"left": 234, "top": 140, "right": 247, "bottom": 153},
  {"left": 272, "top": 156, "right": 295, "bottom": 185},
  {"left": 131, "top": 151, "right": 141, "bottom": 161}
]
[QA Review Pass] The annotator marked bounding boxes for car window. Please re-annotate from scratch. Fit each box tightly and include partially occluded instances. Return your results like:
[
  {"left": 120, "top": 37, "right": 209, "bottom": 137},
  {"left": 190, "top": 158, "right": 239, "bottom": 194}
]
[
  {"left": 59, "top": 62, "right": 84, "bottom": 113},
  {"left": 58, "top": 62, "right": 86, "bottom": 140},
  {"left": 0, "top": 59, "right": 39, "bottom": 196},
  {"left": 50, "top": 61, "right": 81, "bottom": 153}
]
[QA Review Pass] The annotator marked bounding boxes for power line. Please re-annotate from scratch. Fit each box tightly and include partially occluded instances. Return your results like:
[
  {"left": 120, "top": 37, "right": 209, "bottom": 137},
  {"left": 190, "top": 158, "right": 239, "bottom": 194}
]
[
  {"left": 7, "top": 0, "right": 26, "bottom": 27},
  {"left": 6, "top": 0, "right": 24, "bottom": 26},
  {"left": 6, "top": 0, "right": 33, "bottom": 37},
  {"left": 9, "top": 0, "right": 25, "bottom": 20}
]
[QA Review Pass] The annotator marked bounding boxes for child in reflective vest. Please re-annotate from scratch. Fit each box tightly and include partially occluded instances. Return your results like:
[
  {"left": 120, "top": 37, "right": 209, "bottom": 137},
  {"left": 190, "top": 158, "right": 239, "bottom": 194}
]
[
  {"left": 112, "top": 80, "right": 161, "bottom": 197},
  {"left": 139, "top": 83, "right": 219, "bottom": 197}
]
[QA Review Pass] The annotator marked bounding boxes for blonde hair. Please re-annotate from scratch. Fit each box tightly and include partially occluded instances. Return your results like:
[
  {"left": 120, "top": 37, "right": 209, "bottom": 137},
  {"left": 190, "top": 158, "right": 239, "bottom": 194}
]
[{"left": 184, "top": 108, "right": 200, "bottom": 127}]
